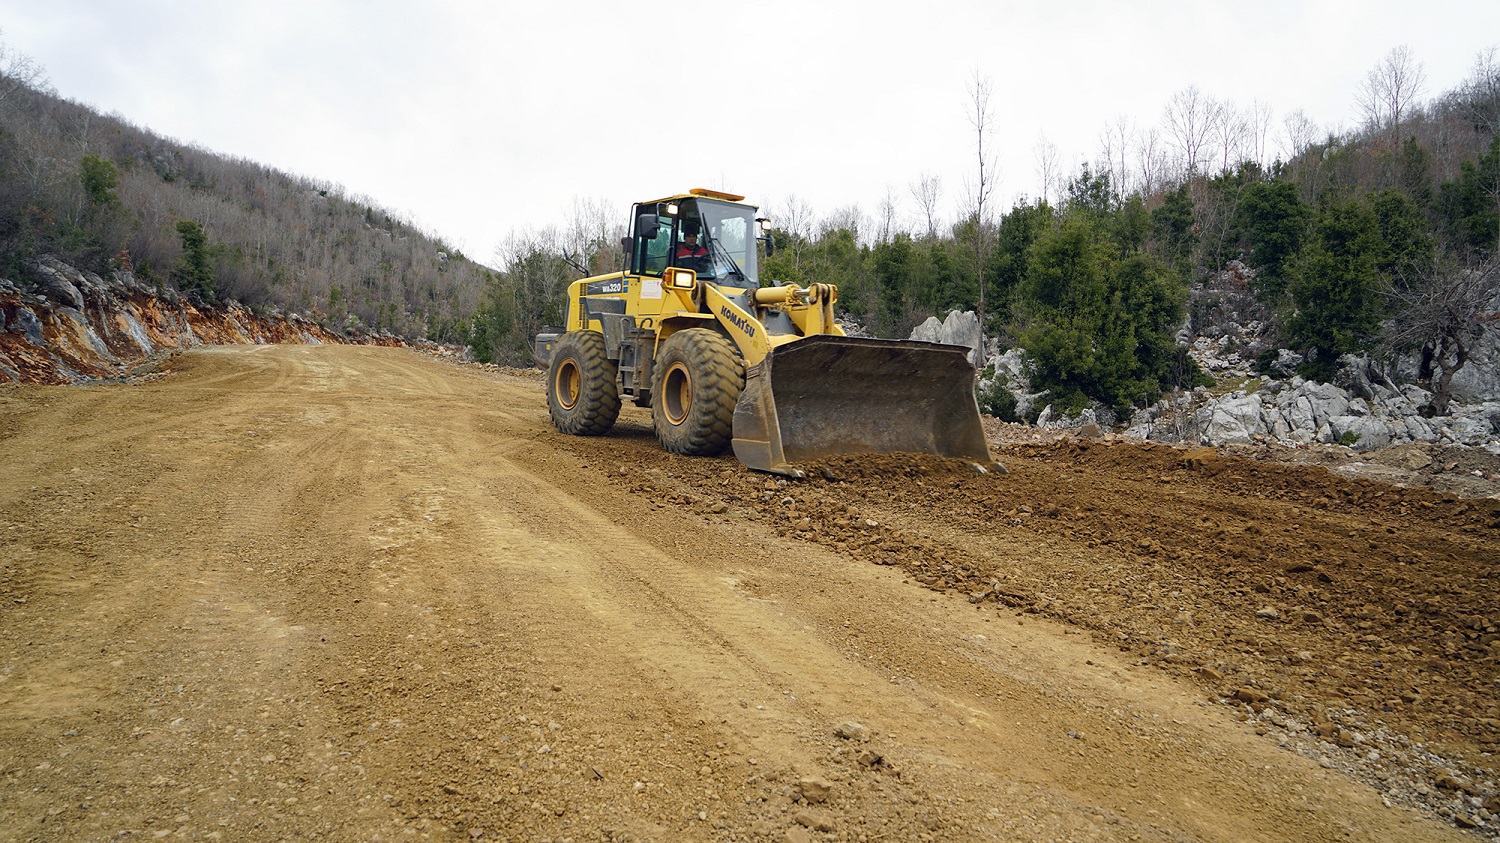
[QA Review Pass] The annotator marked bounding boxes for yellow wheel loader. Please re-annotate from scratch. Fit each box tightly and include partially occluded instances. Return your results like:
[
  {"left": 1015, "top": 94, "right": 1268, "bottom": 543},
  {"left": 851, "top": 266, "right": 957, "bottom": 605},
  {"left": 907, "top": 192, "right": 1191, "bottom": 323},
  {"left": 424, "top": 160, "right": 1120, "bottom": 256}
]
[{"left": 534, "top": 188, "right": 992, "bottom": 477}]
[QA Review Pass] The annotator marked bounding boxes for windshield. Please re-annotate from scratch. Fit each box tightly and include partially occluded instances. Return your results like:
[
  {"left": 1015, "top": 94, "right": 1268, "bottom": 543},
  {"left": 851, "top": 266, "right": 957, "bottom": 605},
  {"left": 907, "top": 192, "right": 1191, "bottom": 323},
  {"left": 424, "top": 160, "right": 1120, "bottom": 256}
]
[{"left": 694, "top": 200, "right": 760, "bottom": 286}]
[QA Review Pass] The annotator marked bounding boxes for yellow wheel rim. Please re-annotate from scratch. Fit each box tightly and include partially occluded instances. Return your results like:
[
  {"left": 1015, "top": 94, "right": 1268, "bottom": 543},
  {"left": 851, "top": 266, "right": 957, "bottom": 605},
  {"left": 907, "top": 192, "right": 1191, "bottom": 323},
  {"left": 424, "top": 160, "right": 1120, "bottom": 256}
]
[
  {"left": 662, "top": 362, "right": 692, "bottom": 425},
  {"left": 555, "top": 358, "right": 581, "bottom": 410}
]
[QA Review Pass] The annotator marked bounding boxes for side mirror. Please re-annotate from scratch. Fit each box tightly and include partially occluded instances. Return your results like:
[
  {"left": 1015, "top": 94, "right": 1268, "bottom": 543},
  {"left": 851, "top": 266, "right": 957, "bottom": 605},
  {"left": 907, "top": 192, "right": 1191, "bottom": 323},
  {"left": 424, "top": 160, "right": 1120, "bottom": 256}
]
[
  {"left": 763, "top": 232, "right": 775, "bottom": 257},
  {"left": 619, "top": 236, "right": 631, "bottom": 252},
  {"left": 637, "top": 214, "right": 659, "bottom": 239}
]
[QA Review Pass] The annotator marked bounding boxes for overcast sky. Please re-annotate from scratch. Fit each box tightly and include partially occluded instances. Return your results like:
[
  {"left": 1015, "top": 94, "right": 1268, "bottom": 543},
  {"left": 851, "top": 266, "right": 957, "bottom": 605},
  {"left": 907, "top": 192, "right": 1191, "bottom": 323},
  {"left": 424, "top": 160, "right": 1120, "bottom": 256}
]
[{"left": 3, "top": 1, "right": 1497, "bottom": 268}]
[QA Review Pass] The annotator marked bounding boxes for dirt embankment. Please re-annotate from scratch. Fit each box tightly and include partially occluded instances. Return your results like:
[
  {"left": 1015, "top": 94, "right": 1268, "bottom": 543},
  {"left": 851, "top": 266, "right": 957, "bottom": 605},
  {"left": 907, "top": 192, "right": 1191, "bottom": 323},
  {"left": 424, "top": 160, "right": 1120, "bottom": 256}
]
[
  {"left": 1, "top": 344, "right": 1495, "bottom": 841},
  {"left": 1, "top": 260, "right": 406, "bottom": 385}
]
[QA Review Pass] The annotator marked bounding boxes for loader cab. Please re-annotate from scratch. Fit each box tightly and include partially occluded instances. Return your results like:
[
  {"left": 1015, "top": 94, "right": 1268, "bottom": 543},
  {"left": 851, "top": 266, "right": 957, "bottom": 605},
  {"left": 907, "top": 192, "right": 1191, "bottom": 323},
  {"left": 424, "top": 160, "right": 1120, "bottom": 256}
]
[{"left": 630, "top": 194, "right": 765, "bottom": 287}]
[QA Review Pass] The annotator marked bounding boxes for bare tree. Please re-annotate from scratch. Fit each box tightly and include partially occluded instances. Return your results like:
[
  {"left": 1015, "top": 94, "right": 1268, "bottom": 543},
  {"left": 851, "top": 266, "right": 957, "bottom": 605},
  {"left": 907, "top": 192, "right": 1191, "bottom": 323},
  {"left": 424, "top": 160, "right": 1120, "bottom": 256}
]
[
  {"left": 1134, "top": 126, "right": 1168, "bottom": 198},
  {"left": 1163, "top": 85, "right": 1222, "bottom": 177},
  {"left": 1357, "top": 44, "right": 1427, "bottom": 145},
  {"left": 1033, "top": 134, "right": 1060, "bottom": 205},
  {"left": 1279, "top": 108, "right": 1320, "bottom": 162},
  {"left": 1098, "top": 115, "right": 1134, "bottom": 198},
  {"left": 819, "top": 204, "right": 865, "bottom": 240},
  {"left": 1458, "top": 46, "right": 1500, "bottom": 136},
  {"left": 0, "top": 30, "right": 51, "bottom": 107},
  {"left": 1247, "top": 100, "right": 1275, "bottom": 168},
  {"left": 1213, "top": 99, "right": 1250, "bottom": 174},
  {"left": 771, "top": 194, "right": 814, "bottom": 241},
  {"left": 876, "top": 185, "right": 900, "bottom": 244},
  {"left": 1382, "top": 256, "right": 1500, "bottom": 416},
  {"left": 564, "top": 196, "right": 622, "bottom": 275},
  {"left": 964, "top": 71, "right": 999, "bottom": 367},
  {"left": 769, "top": 193, "right": 814, "bottom": 273},
  {"left": 909, "top": 173, "right": 943, "bottom": 239}
]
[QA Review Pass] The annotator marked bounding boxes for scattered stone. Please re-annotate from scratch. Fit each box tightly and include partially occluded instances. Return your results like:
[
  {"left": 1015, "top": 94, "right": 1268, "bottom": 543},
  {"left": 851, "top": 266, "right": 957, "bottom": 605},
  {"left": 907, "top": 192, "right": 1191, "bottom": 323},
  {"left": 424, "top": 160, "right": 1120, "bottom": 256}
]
[
  {"left": 783, "top": 827, "right": 814, "bottom": 843},
  {"left": 833, "top": 722, "right": 869, "bottom": 742},
  {"left": 797, "top": 776, "right": 833, "bottom": 803},
  {"left": 1434, "top": 772, "right": 1470, "bottom": 792},
  {"left": 1256, "top": 606, "right": 1280, "bottom": 620},
  {"left": 1198, "top": 666, "right": 1224, "bottom": 681},
  {"left": 1234, "top": 688, "right": 1270, "bottom": 705},
  {"left": 793, "top": 810, "right": 835, "bottom": 832},
  {"left": 1181, "top": 447, "right": 1218, "bottom": 469}
]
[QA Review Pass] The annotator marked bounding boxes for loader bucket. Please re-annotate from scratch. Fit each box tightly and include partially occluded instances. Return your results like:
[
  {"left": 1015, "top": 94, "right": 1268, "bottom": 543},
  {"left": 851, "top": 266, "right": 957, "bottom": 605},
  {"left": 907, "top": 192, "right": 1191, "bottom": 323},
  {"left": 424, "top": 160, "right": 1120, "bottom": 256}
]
[{"left": 731, "top": 336, "right": 993, "bottom": 477}]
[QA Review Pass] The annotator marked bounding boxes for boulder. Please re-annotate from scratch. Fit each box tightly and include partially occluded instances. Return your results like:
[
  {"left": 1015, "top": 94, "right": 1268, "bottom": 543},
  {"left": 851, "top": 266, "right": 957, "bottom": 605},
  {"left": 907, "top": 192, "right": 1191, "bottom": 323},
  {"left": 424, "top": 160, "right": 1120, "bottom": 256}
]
[
  {"left": 31, "top": 259, "right": 86, "bottom": 312},
  {"left": 1334, "top": 353, "right": 1381, "bottom": 402},
  {"left": 1442, "top": 414, "right": 1495, "bottom": 446},
  {"left": 1296, "top": 382, "right": 1351, "bottom": 428},
  {"left": 1202, "top": 394, "right": 1265, "bottom": 444},
  {"left": 1329, "top": 415, "right": 1392, "bottom": 450},
  {"left": 1404, "top": 415, "right": 1440, "bottom": 442},
  {"left": 1265, "top": 407, "right": 1293, "bottom": 442},
  {"left": 1036, "top": 404, "right": 1113, "bottom": 430},
  {"left": 909, "top": 310, "right": 983, "bottom": 368},
  {"left": 989, "top": 347, "right": 1029, "bottom": 391}
]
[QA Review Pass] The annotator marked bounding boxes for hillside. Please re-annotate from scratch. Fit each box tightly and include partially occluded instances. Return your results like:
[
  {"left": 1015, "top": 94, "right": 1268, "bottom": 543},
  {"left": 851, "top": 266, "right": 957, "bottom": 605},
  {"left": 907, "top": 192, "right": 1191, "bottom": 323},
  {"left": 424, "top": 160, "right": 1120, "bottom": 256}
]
[{"left": 0, "top": 68, "right": 491, "bottom": 342}]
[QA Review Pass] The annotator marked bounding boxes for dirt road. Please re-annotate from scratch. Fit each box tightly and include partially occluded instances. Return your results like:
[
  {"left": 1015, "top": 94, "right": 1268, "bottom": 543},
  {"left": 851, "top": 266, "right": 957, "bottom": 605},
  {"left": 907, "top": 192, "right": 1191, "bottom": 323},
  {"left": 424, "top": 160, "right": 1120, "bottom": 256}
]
[{"left": 1, "top": 344, "right": 1494, "bottom": 841}]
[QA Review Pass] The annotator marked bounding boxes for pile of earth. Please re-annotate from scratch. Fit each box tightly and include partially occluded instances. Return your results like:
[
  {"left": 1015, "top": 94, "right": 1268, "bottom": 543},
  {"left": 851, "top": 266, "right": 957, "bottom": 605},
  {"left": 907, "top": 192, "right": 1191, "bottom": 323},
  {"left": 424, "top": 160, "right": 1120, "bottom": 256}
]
[{"left": 536, "top": 405, "right": 1500, "bottom": 829}]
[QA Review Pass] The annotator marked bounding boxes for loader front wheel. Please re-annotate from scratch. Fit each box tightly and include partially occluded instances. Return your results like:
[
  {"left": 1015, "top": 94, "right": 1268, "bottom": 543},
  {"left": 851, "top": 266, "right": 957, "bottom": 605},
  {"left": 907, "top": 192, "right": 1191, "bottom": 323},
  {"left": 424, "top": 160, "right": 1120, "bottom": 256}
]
[
  {"left": 548, "top": 330, "right": 620, "bottom": 435},
  {"left": 651, "top": 328, "right": 745, "bottom": 456}
]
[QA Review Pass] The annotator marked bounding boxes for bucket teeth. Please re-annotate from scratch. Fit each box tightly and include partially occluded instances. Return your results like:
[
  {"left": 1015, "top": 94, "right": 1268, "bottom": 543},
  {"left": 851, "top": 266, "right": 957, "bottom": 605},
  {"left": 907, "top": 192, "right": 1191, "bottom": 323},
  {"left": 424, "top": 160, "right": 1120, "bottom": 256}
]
[{"left": 731, "top": 336, "right": 991, "bottom": 476}]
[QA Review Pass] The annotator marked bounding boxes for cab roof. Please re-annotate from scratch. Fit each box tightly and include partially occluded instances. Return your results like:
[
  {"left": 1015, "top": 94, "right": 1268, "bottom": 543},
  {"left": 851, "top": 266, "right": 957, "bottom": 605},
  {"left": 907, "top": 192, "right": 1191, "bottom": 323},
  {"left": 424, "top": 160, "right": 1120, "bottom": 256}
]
[{"left": 641, "top": 187, "right": 751, "bottom": 207}]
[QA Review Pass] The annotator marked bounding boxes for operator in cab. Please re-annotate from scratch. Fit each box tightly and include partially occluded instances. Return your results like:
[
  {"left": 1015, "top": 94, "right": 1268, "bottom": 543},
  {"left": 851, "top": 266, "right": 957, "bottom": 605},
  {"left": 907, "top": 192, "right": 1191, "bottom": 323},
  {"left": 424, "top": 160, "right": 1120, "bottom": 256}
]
[{"left": 674, "top": 220, "right": 709, "bottom": 273}]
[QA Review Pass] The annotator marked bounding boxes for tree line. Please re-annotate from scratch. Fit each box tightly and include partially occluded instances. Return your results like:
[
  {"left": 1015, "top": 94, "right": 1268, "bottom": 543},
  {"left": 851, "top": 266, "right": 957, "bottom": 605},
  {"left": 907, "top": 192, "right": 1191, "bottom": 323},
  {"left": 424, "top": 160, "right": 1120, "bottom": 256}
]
[
  {"left": 3, "top": 33, "right": 1496, "bottom": 421},
  {"left": 471, "top": 46, "right": 1499, "bottom": 424}
]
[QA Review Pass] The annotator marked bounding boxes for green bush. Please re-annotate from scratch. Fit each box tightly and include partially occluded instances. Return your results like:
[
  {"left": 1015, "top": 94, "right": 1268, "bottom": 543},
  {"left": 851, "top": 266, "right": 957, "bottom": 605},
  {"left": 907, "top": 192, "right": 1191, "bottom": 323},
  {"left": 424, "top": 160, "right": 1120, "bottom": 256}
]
[
  {"left": 1013, "top": 213, "right": 1194, "bottom": 416},
  {"left": 976, "top": 373, "right": 1019, "bottom": 421}
]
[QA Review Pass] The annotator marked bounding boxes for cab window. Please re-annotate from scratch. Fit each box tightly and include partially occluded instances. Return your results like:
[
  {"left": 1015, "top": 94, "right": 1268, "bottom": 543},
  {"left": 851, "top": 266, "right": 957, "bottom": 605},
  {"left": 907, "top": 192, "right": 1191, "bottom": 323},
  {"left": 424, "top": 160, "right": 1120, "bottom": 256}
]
[{"left": 636, "top": 214, "right": 674, "bottom": 276}]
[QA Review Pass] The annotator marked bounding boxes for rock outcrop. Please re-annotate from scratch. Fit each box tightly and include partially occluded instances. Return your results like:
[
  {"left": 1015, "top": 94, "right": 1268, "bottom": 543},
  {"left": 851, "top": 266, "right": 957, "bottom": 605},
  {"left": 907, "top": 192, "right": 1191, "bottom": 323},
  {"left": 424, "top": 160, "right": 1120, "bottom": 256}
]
[
  {"left": 913, "top": 295, "right": 1499, "bottom": 455},
  {"left": 2, "top": 257, "right": 394, "bottom": 384},
  {"left": 1122, "top": 360, "right": 1500, "bottom": 454},
  {"left": 908, "top": 310, "right": 984, "bottom": 368}
]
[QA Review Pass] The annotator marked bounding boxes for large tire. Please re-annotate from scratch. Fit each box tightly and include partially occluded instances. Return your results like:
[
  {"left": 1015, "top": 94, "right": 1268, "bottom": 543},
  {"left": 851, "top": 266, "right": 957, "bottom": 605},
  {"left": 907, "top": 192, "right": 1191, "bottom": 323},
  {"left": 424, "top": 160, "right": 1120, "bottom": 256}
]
[
  {"left": 547, "top": 331, "right": 620, "bottom": 435},
  {"left": 651, "top": 328, "right": 745, "bottom": 456}
]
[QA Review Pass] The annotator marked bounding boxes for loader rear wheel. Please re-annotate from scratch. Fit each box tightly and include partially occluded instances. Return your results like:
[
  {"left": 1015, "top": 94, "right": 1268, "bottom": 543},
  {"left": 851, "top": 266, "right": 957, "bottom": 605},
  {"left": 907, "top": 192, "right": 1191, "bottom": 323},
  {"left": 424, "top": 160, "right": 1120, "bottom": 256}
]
[
  {"left": 547, "top": 330, "right": 620, "bottom": 436},
  {"left": 651, "top": 328, "right": 745, "bottom": 457}
]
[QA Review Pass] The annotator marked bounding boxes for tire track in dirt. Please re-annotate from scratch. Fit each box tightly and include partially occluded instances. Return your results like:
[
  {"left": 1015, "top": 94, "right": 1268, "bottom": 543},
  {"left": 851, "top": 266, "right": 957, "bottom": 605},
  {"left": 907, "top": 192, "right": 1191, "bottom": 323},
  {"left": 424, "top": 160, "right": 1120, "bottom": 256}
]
[{"left": 0, "top": 345, "right": 1481, "bottom": 841}]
